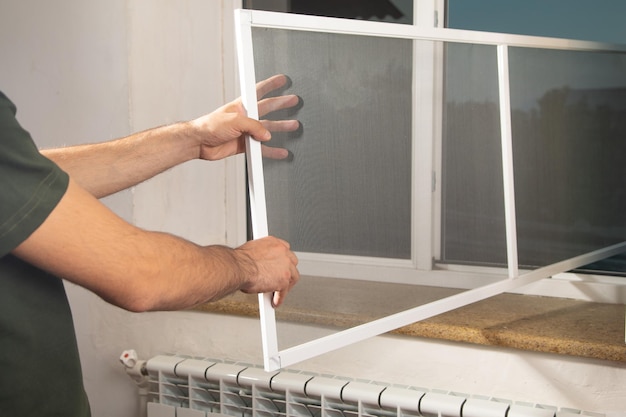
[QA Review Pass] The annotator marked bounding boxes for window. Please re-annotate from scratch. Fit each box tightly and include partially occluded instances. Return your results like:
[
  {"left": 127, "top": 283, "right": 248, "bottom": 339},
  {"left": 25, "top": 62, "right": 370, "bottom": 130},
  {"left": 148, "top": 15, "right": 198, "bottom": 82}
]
[
  {"left": 243, "top": 1, "right": 626, "bottom": 277},
  {"left": 446, "top": 0, "right": 626, "bottom": 44},
  {"left": 445, "top": 0, "right": 626, "bottom": 275},
  {"left": 235, "top": 9, "right": 626, "bottom": 370},
  {"left": 243, "top": 0, "right": 414, "bottom": 24}
]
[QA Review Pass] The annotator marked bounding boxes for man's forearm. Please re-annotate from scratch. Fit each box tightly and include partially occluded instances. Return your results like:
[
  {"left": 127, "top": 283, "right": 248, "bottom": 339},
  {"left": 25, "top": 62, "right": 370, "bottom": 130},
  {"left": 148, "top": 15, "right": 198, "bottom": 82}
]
[
  {"left": 42, "top": 122, "right": 200, "bottom": 198},
  {"left": 41, "top": 74, "right": 297, "bottom": 198},
  {"left": 108, "top": 231, "right": 254, "bottom": 311},
  {"left": 12, "top": 178, "right": 245, "bottom": 312},
  {"left": 14, "top": 178, "right": 297, "bottom": 311}
]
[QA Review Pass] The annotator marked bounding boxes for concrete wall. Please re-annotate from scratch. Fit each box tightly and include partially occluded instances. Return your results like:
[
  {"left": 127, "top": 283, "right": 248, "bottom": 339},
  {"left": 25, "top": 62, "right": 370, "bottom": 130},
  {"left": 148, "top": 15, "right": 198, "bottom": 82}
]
[{"left": 1, "top": 1, "right": 624, "bottom": 416}]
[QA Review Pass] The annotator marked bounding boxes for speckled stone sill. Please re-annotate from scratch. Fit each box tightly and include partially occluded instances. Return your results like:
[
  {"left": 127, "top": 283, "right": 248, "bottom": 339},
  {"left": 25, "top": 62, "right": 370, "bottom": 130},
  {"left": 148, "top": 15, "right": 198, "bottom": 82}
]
[{"left": 193, "top": 276, "right": 626, "bottom": 363}]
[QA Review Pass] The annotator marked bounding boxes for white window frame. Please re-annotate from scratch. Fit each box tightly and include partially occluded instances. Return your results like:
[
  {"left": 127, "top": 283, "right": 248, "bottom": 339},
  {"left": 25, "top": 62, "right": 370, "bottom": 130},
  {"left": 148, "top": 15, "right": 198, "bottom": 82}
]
[{"left": 235, "top": 9, "right": 626, "bottom": 372}]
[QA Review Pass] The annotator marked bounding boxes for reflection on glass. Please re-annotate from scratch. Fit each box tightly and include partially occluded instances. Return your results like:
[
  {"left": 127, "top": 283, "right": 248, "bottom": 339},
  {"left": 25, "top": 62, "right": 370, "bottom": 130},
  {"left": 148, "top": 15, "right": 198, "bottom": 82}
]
[
  {"left": 509, "top": 47, "right": 626, "bottom": 267},
  {"left": 244, "top": 0, "right": 414, "bottom": 25},
  {"left": 252, "top": 28, "right": 413, "bottom": 259},
  {"left": 441, "top": 43, "right": 506, "bottom": 266}
]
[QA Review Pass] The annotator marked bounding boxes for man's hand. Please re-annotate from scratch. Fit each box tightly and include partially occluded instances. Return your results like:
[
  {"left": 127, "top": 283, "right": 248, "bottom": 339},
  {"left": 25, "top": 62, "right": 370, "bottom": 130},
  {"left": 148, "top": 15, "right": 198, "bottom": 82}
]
[
  {"left": 190, "top": 74, "right": 300, "bottom": 161},
  {"left": 234, "top": 236, "right": 300, "bottom": 307}
]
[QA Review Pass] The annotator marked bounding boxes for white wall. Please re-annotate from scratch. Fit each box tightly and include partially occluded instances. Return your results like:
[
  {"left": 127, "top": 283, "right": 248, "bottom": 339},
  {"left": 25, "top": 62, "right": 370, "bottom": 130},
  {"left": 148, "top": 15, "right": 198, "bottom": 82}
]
[
  {"left": 1, "top": 1, "right": 624, "bottom": 416},
  {"left": 127, "top": 0, "right": 240, "bottom": 245},
  {"left": 0, "top": 0, "right": 134, "bottom": 220}
]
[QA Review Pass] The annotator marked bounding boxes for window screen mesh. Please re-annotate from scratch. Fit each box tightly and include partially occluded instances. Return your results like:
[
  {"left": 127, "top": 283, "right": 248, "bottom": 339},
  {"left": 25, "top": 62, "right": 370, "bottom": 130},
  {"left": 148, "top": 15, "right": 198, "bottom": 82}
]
[
  {"left": 250, "top": 24, "right": 626, "bottom": 271},
  {"left": 252, "top": 28, "right": 413, "bottom": 259},
  {"left": 442, "top": 44, "right": 626, "bottom": 269},
  {"left": 441, "top": 43, "right": 507, "bottom": 267},
  {"left": 509, "top": 47, "right": 626, "bottom": 268}
]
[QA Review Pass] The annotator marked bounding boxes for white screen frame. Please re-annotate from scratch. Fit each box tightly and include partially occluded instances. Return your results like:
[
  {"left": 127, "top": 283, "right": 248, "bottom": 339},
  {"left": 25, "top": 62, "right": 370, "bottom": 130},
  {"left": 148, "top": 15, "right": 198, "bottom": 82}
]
[{"left": 235, "top": 9, "right": 626, "bottom": 371}]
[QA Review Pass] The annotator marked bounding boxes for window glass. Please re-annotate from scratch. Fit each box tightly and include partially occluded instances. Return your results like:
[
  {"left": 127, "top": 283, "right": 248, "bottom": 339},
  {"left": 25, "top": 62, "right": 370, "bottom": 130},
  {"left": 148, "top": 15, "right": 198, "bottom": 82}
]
[
  {"left": 446, "top": 0, "right": 626, "bottom": 274},
  {"left": 244, "top": 0, "right": 414, "bottom": 24},
  {"left": 509, "top": 47, "right": 626, "bottom": 268},
  {"left": 237, "top": 9, "right": 625, "bottom": 370},
  {"left": 446, "top": 0, "right": 626, "bottom": 44},
  {"left": 441, "top": 43, "right": 505, "bottom": 266}
]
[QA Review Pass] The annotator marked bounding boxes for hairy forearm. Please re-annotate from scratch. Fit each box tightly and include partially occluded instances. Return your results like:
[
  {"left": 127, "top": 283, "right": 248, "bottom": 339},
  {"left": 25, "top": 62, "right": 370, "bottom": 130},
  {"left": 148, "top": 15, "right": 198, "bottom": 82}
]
[
  {"left": 41, "top": 74, "right": 297, "bottom": 198},
  {"left": 114, "top": 231, "right": 256, "bottom": 311},
  {"left": 13, "top": 179, "right": 255, "bottom": 311},
  {"left": 14, "top": 178, "right": 298, "bottom": 311},
  {"left": 42, "top": 122, "right": 200, "bottom": 198}
]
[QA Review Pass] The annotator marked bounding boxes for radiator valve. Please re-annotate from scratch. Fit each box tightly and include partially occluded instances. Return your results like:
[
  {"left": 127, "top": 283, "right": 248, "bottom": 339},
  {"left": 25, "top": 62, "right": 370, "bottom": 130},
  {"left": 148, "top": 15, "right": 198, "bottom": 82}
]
[
  {"left": 120, "top": 349, "right": 148, "bottom": 385},
  {"left": 120, "top": 349, "right": 149, "bottom": 417}
]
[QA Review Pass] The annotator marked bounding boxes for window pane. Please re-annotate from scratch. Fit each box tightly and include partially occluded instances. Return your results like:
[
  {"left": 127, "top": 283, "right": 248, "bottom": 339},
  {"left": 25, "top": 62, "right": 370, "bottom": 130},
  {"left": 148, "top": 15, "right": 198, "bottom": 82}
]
[
  {"left": 446, "top": 0, "right": 626, "bottom": 44},
  {"left": 446, "top": 0, "right": 626, "bottom": 273},
  {"left": 252, "top": 28, "right": 413, "bottom": 259},
  {"left": 238, "top": 11, "right": 626, "bottom": 369},
  {"left": 244, "top": 0, "right": 414, "bottom": 25},
  {"left": 509, "top": 47, "right": 626, "bottom": 268},
  {"left": 440, "top": 43, "right": 506, "bottom": 266}
]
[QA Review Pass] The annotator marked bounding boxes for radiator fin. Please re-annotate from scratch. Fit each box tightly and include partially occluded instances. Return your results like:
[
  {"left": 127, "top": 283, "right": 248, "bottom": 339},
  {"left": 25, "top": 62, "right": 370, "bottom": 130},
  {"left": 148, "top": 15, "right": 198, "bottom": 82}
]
[{"left": 143, "top": 355, "right": 606, "bottom": 417}]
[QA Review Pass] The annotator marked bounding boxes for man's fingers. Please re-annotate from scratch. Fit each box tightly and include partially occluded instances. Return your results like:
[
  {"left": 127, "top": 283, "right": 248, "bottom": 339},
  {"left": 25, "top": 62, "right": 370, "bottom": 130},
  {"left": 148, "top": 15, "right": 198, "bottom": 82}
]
[
  {"left": 272, "top": 291, "right": 284, "bottom": 308},
  {"left": 261, "top": 119, "right": 300, "bottom": 133},
  {"left": 256, "top": 74, "right": 289, "bottom": 99},
  {"left": 271, "top": 271, "right": 298, "bottom": 308},
  {"left": 261, "top": 145, "right": 289, "bottom": 160},
  {"left": 258, "top": 95, "right": 300, "bottom": 117},
  {"left": 271, "top": 240, "right": 299, "bottom": 308}
]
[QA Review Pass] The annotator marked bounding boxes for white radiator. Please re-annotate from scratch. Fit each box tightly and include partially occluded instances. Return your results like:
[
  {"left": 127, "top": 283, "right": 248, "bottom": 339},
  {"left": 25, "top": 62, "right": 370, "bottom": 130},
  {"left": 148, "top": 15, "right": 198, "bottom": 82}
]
[{"left": 140, "top": 355, "right": 605, "bottom": 417}]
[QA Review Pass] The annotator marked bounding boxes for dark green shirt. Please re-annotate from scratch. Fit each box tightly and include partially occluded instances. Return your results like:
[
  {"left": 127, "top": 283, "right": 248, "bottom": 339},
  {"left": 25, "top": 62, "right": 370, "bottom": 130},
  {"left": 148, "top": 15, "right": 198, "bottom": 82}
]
[{"left": 0, "top": 91, "right": 91, "bottom": 416}]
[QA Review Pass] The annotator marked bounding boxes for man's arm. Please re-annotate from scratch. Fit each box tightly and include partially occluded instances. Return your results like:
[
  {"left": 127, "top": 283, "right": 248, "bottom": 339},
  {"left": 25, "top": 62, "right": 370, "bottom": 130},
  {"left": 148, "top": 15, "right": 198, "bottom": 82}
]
[
  {"left": 17, "top": 74, "right": 301, "bottom": 309},
  {"left": 42, "top": 74, "right": 299, "bottom": 198},
  {"left": 42, "top": 123, "right": 200, "bottom": 198},
  {"left": 13, "top": 178, "right": 299, "bottom": 311}
]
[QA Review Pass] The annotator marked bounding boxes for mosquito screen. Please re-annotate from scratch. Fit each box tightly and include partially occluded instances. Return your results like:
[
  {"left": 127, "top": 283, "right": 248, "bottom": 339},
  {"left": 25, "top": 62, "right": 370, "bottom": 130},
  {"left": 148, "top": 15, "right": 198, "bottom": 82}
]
[
  {"left": 509, "top": 47, "right": 626, "bottom": 268},
  {"left": 252, "top": 27, "right": 413, "bottom": 259},
  {"left": 441, "top": 43, "right": 505, "bottom": 266},
  {"left": 236, "top": 9, "right": 626, "bottom": 371}
]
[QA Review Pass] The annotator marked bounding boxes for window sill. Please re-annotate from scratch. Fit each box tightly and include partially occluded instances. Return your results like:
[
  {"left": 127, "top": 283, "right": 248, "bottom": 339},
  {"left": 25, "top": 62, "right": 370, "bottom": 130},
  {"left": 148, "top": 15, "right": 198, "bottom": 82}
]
[{"left": 193, "top": 275, "right": 626, "bottom": 363}]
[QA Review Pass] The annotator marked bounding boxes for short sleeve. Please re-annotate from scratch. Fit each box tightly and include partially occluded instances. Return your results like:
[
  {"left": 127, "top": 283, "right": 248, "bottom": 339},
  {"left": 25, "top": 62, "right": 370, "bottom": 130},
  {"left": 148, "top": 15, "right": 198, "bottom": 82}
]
[{"left": 0, "top": 91, "right": 69, "bottom": 256}]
